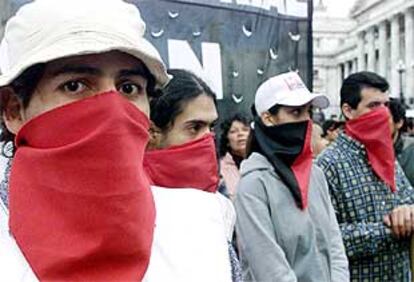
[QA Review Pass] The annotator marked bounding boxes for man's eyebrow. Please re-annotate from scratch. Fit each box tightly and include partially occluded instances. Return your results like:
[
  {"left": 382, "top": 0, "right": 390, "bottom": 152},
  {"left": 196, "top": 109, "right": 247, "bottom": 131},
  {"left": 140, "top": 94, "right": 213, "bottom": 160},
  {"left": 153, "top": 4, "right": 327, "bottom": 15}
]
[
  {"left": 51, "top": 65, "right": 102, "bottom": 77},
  {"left": 184, "top": 119, "right": 207, "bottom": 125},
  {"left": 185, "top": 118, "right": 218, "bottom": 126},
  {"left": 367, "top": 101, "right": 382, "bottom": 107},
  {"left": 118, "top": 68, "right": 150, "bottom": 78}
]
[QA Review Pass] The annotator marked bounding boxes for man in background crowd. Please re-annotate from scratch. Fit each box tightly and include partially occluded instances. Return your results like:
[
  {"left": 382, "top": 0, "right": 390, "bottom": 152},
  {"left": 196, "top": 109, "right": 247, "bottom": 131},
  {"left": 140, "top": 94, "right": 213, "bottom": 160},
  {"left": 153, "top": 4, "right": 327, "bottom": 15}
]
[
  {"left": 389, "top": 98, "right": 414, "bottom": 186},
  {"left": 311, "top": 123, "right": 329, "bottom": 158}
]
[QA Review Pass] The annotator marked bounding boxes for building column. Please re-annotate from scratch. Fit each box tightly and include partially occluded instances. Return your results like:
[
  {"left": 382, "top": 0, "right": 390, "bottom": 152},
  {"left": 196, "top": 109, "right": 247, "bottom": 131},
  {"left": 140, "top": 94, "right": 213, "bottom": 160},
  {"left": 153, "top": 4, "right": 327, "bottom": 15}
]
[
  {"left": 343, "top": 61, "right": 349, "bottom": 78},
  {"left": 357, "top": 31, "right": 366, "bottom": 71},
  {"left": 354, "top": 58, "right": 358, "bottom": 73},
  {"left": 378, "top": 20, "right": 388, "bottom": 78},
  {"left": 390, "top": 14, "right": 401, "bottom": 97},
  {"left": 405, "top": 9, "right": 414, "bottom": 101},
  {"left": 0, "top": 0, "right": 10, "bottom": 39},
  {"left": 329, "top": 65, "right": 341, "bottom": 113},
  {"left": 367, "top": 26, "right": 376, "bottom": 71},
  {"left": 346, "top": 61, "right": 353, "bottom": 77}
]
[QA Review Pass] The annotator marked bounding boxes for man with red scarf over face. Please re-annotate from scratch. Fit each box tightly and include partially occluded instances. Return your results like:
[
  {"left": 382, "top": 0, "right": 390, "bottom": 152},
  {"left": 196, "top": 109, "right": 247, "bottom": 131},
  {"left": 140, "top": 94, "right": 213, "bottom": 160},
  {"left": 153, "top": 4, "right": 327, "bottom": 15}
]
[
  {"left": 0, "top": 0, "right": 170, "bottom": 281},
  {"left": 235, "top": 72, "right": 349, "bottom": 282},
  {"left": 317, "top": 71, "right": 414, "bottom": 281}
]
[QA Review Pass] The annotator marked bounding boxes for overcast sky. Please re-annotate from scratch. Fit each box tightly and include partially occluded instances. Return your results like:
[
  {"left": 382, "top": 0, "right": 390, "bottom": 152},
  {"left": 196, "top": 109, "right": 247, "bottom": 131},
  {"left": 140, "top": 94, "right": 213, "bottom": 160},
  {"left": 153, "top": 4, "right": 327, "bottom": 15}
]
[{"left": 319, "top": 0, "right": 357, "bottom": 17}]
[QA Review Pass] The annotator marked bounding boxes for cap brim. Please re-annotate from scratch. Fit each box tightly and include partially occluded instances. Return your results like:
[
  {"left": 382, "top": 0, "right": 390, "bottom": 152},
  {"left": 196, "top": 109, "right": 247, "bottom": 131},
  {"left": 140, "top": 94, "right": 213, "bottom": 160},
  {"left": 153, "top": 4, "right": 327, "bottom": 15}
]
[
  {"left": 310, "top": 94, "right": 330, "bottom": 109},
  {"left": 276, "top": 89, "right": 329, "bottom": 109},
  {"left": 0, "top": 33, "right": 170, "bottom": 88}
]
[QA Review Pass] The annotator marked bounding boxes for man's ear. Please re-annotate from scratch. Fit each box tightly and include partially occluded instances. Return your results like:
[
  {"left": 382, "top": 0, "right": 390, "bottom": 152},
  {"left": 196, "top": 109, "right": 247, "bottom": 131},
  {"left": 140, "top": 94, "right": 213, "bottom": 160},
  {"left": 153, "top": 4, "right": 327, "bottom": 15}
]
[
  {"left": 341, "top": 103, "right": 354, "bottom": 120},
  {"left": 147, "top": 121, "right": 162, "bottom": 150},
  {"left": 0, "top": 87, "right": 25, "bottom": 134},
  {"left": 260, "top": 112, "right": 274, "bottom": 126}
]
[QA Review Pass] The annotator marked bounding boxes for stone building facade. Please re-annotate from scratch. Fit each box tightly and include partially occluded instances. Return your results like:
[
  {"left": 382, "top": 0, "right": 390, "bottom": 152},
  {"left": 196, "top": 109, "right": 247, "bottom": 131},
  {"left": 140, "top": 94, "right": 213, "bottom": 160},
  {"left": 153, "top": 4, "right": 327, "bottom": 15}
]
[
  {"left": 314, "top": 0, "right": 414, "bottom": 116},
  {"left": 0, "top": 0, "right": 11, "bottom": 43}
]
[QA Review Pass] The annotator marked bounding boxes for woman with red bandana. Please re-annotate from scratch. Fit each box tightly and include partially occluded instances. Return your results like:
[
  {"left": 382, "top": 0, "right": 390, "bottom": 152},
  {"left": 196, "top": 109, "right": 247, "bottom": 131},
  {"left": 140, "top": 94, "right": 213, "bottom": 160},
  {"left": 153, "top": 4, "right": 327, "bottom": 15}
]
[
  {"left": 235, "top": 72, "right": 349, "bottom": 282},
  {"left": 143, "top": 69, "right": 239, "bottom": 282},
  {"left": 0, "top": 0, "right": 169, "bottom": 280}
]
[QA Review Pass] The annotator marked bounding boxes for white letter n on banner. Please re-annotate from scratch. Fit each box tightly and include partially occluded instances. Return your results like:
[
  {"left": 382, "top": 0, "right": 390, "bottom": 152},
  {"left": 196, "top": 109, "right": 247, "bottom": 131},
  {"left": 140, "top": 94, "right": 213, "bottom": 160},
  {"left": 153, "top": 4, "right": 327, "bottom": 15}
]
[{"left": 167, "top": 39, "right": 223, "bottom": 100}]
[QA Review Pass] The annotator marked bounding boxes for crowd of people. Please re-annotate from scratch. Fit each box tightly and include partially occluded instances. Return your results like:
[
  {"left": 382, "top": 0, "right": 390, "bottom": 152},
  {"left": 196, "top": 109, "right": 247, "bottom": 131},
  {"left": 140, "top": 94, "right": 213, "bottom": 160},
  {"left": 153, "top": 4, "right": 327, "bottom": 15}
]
[{"left": 1, "top": 0, "right": 414, "bottom": 281}]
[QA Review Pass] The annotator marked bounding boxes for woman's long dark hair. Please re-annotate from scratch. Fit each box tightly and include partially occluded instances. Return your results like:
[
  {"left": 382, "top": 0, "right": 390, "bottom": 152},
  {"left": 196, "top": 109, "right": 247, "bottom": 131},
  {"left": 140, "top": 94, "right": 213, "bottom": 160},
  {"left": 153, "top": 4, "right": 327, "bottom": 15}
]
[{"left": 150, "top": 69, "right": 216, "bottom": 131}]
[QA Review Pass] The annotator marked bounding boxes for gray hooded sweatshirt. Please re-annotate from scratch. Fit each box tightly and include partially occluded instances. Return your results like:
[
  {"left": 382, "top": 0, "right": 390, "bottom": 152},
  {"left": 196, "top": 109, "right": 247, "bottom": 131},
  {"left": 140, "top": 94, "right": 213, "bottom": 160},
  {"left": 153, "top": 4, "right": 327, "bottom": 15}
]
[{"left": 235, "top": 153, "right": 349, "bottom": 282}]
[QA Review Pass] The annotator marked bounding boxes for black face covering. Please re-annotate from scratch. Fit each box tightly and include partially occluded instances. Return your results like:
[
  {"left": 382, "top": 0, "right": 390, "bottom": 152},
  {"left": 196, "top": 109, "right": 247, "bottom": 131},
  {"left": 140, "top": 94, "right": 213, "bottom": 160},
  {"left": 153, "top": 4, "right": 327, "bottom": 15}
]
[{"left": 250, "top": 117, "right": 313, "bottom": 209}]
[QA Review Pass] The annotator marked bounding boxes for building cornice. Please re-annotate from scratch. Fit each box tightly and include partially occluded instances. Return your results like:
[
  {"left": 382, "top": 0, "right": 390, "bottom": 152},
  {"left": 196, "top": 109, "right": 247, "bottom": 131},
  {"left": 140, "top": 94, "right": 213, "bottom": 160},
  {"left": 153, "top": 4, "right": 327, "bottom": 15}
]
[
  {"left": 351, "top": 0, "right": 414, "bottom": 34},
  {"left": 351, "top": 0, "right": 382, "bottom": 18}
]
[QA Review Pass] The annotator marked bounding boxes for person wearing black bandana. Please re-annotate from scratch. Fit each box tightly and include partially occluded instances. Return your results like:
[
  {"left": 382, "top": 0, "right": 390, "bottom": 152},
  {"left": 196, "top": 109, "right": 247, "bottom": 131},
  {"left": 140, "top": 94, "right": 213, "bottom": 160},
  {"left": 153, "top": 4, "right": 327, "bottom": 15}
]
[{"left": 235, "top": 72, "right": 349, "bottom": 282}]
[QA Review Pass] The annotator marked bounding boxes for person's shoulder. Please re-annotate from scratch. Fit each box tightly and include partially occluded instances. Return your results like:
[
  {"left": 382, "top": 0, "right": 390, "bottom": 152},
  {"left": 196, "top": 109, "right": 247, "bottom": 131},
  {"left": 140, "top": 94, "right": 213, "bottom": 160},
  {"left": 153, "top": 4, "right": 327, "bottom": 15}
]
[
  {"left": 219, "top": 152, "right": 235, "bottom": 168},
  {"left": 237, "top": 155, "right": 271, "bottom": 196},
  {"left": 316, "top": 144, "right": 342, "bottom": 169},
  {"left": 240, "top": 153, "right": 272, "bottom": 177}
]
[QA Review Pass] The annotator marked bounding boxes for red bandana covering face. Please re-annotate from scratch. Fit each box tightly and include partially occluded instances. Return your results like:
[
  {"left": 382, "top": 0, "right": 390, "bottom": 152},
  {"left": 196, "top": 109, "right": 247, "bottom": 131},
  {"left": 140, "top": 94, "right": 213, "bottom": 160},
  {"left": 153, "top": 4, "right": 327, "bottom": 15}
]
[
  {"left": 144, "top": 133, "right": 219, "bottom": 192},
  {"left": 291, "top": 121, "right": 313, "bottom": 209},
  {"left": 345, "top": 106, "right": 396, "bottom": 192},
  {"left": 9, "top": 92, "right": 155, "bottom": 281}
]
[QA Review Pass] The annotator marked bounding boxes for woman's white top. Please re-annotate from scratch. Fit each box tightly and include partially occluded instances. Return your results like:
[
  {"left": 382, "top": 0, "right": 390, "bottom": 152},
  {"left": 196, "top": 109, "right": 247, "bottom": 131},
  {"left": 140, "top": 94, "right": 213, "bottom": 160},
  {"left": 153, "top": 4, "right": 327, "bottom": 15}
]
[{"left": 143, "top": 186, "right": 235, "bottom": 282}]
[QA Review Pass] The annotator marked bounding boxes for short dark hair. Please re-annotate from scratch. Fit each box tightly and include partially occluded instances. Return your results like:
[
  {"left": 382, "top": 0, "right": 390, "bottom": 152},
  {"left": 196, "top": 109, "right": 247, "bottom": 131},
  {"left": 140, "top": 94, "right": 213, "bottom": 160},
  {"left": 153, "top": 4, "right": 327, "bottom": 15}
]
[
  {"left": 388, "top": 98, "right": 406, "bottom": 124},
  {"left": 268, "top": 104, "right": 281, "bottom": 116},
  {"left": 218, "top": 113, "right": 251, "bottom": 157},
  {"left": 150, "top": 69, "right": 216, "bottom": 131},
  {"left": 340, "top": 71, "right": 389, "bottom": 109},
  {"left": 322, "top": 119, "right": 343, "bottom": 137}
]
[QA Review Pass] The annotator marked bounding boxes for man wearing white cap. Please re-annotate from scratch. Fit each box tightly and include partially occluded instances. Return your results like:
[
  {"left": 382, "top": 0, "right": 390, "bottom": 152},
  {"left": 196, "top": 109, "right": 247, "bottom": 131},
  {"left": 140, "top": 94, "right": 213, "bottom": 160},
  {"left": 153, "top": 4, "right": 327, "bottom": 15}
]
[
  {"left": 0, "top": 0, "right": 169, "bottom": 281},
  {"left": 235, "top": 72, "right": 349, "bottom": 281}
]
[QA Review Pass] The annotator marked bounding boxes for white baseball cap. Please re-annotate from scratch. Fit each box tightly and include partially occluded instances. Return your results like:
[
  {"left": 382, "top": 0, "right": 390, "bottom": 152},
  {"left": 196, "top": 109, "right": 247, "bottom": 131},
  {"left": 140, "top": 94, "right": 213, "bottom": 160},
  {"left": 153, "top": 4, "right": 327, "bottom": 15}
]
[
  {"left": 0, "top": 0, "right": 170, "bottom": 88},
  {"left": 254, "top": 72, "right": 329, "bottom": 115}
]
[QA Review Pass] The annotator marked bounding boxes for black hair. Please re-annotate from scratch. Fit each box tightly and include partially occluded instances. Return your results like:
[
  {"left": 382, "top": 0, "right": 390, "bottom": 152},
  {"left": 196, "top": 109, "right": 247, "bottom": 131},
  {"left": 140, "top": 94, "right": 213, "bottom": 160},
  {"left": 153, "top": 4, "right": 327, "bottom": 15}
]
[
  {"left": 406, "top": 118, "right": 414, "bottom": 132},
  {"left": 139, "top": 64, "right": 159, "bottom": 99},
  {"left": 268, "top": 104, "right": 281, "bottom": 116},
  {"left": 245, "top": 103, "right": 280, "bottom": 157},
  {"left": 340, "top": 71, "right": 389, "bottom": 109},
  {"left": 322, "top": 119, "right": 343, "bottom": 137},
  {"left": 218, "top": 113, "right": 251, "bottom": 157},
  {"left": 150, "top": 69, "right": 217, "bottom": 131},
  {"left": 388, "top": 98, "right": 406, "bottom": 124}
]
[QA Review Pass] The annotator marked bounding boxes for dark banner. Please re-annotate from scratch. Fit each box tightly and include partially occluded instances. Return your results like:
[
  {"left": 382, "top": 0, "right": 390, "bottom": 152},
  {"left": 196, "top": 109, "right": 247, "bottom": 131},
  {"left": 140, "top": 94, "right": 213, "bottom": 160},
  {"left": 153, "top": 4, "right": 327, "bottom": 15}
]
[
  {"left": 10, "top": 0, "right": 312, "bottom": 121},
  {"left": 132, "top": 0, "right": 312, "bottom": 120}
]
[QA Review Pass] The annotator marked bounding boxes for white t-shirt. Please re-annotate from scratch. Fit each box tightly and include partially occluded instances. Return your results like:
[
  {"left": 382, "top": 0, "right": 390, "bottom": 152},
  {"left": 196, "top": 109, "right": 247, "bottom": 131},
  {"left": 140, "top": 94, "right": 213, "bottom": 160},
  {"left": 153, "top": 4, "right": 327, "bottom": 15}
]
[{"left": 0, "top": 201, "right": 38, "bottom": 282}]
